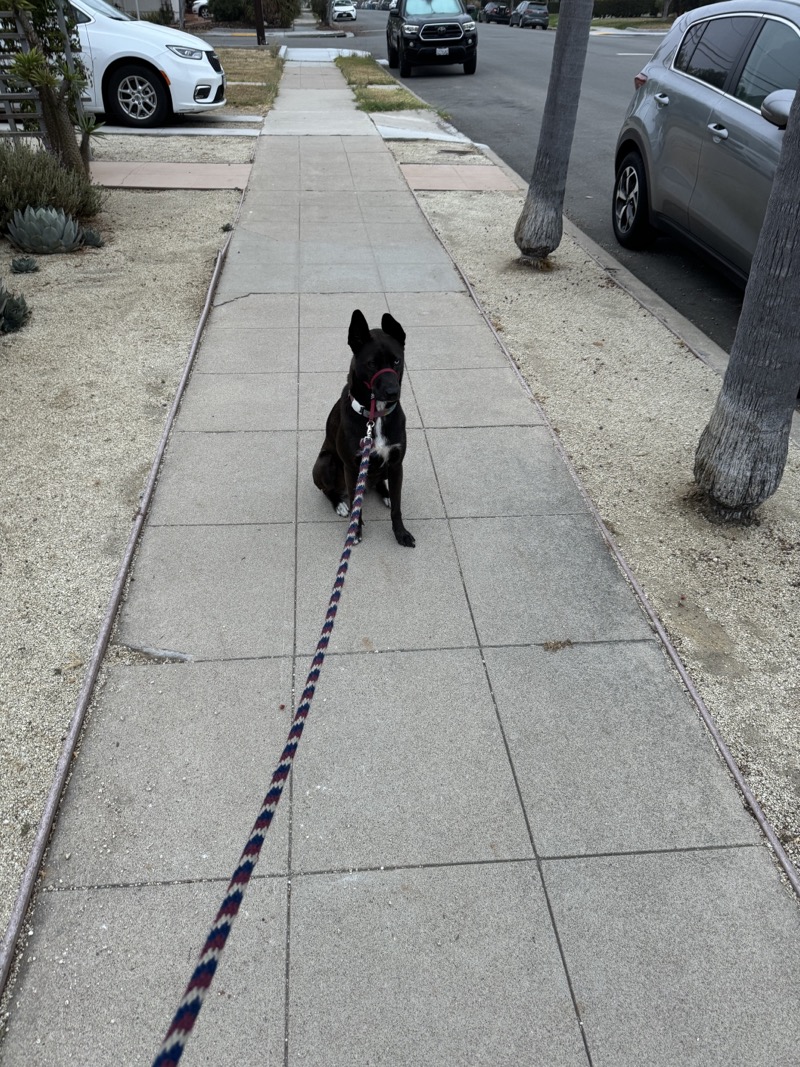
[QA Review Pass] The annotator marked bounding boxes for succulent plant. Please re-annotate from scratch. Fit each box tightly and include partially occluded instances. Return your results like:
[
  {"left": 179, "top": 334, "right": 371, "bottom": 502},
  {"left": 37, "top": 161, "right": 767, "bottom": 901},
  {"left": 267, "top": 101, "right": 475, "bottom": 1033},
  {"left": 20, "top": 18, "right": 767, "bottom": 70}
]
[
  {"left": 81, "top": 227, "right": 104, "bottom": 248},
  {"left": 7, "top": 206, "right": 83, "bottom": 255},
  {"left": 0, "top": 281, "right": 30, "bottom": 334},
  {"left": 10, "top": 256, "right": 39, "bottom": 274}
]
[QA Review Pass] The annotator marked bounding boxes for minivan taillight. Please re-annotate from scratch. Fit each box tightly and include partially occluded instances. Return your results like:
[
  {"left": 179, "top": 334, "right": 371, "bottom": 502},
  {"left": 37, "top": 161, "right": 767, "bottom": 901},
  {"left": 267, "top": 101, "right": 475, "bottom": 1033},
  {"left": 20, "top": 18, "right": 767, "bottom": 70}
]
[{"left": 634, "top": 72, "right": 648, "bottom": 89}]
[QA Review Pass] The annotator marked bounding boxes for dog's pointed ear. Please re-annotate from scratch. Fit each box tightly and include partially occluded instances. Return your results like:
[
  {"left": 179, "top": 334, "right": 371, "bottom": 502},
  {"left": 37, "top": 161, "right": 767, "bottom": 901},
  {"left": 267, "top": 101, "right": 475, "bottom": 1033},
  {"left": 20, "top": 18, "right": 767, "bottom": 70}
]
[
  {"left": 348, "top": 309, "right": 371, "bottom": 353},
  {"left": 381, "top": 313, "right": 406, "bottom": 348}
]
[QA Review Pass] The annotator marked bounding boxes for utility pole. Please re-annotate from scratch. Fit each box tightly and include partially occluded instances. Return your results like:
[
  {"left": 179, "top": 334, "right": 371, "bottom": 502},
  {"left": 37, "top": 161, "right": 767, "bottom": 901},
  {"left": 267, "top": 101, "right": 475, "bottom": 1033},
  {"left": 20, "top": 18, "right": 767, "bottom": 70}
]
[{"left": 253, "top": 0, "right": 266, "bottom": 43}]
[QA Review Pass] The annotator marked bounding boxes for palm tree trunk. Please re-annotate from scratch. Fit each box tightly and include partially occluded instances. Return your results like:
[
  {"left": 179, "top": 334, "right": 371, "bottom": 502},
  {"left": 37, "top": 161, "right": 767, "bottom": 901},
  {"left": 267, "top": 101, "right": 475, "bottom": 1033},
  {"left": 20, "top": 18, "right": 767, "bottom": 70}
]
[
  {"left": 513, "top": 0, "right": 594, "bottom": 260},
  {"left": 694, "top": 88, "right": 800, "bottom": 522}
]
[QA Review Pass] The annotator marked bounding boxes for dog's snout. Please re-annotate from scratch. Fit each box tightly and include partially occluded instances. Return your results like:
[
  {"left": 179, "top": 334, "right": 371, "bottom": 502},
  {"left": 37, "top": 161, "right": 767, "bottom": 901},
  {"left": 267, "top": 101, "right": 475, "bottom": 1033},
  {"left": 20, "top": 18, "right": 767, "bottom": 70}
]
[
  {"left": 381, "top": 375, "right": 400, "bottom": 399},
  {"left": 369, "top": 366, "right": 400, "bottom": 400}
]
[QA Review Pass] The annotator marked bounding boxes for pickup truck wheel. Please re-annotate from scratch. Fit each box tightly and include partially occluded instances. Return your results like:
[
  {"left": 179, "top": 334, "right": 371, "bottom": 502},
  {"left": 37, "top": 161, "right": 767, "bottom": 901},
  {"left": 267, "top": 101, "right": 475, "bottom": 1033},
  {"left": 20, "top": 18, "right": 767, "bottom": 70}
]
[
  {"left": 399, "top": 49, "right": 412, "bottom": 77},
  {"left": 387, "top": 40, "right": 399, "bottom": 68},
  {"left": 464, "top": 54, "right": 477, "bottom": 74}
]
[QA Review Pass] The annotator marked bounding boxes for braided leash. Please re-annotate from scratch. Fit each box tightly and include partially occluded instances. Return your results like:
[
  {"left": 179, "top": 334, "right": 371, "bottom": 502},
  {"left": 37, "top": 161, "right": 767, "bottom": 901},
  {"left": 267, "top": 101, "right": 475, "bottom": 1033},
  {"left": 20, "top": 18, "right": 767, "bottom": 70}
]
[{"left": 152, "top": 429, "right": 374, "bottom": 1067}]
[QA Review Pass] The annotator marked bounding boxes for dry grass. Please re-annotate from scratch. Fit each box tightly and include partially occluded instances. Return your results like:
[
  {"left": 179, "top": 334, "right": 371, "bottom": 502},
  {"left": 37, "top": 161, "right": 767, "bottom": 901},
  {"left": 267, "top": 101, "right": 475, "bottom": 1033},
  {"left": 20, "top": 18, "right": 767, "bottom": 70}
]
[
  {"left": 335, "top": 54, "right": 397, "bottom": 86},
  {"left": 216, "top": 46, "right": 283, "bottom": 111},
  {"left": 335, "top": 55, "right": 432, "bottom": 112}
]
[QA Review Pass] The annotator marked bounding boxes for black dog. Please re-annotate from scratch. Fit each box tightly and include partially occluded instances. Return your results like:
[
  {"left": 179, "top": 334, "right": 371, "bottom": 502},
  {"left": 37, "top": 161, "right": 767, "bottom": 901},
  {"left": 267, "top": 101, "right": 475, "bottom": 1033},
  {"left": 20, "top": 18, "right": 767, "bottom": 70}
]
[{"left": 312, "top": 309, "right": 415, "bottom": 548}]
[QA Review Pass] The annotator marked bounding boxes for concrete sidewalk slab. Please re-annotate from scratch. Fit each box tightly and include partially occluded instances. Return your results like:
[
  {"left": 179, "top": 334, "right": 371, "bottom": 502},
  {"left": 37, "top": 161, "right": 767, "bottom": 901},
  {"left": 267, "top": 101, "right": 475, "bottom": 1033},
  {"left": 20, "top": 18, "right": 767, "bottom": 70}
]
[
  {"left": 401, "top": 161, "right": 520, "bottom": 190},
  {"left": 40, "top": 661, "right": 293, "bottom": 887},
  {"left": 544, "top": 848, "right": 800, "bottom": 1065},
  {"left": 90, "top": 160, "right": 253, "bottom": 188},
  {"left": 288, "top": 863, "right": 588, "bottom": 1066}
]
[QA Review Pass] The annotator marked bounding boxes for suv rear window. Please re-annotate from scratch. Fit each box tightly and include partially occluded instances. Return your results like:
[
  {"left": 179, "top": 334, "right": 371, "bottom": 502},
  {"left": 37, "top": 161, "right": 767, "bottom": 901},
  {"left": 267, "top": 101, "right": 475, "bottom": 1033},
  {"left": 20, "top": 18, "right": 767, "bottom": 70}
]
[
  {"left": 674, "top": 15, "right": 758, "bottom": 90},
  {"left": 734, "top": 17, "right": 800, "bottom": 109}
]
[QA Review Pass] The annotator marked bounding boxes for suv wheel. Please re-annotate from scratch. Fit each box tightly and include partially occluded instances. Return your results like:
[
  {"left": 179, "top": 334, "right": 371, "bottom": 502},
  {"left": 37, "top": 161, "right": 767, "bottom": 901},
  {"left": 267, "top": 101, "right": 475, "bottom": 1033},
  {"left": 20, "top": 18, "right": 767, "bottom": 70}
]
[
  {"left": 464, "top": 54, "right": 477, "bottom": 74},
  {"left": 612, "top": 150, "right": 653, "bottom": 249},
  {"left": 387, "top": 39, "right": 399, "bottom": 67},
  {"left": 399, "top": 48, "right": 412, "bottom": 77}
]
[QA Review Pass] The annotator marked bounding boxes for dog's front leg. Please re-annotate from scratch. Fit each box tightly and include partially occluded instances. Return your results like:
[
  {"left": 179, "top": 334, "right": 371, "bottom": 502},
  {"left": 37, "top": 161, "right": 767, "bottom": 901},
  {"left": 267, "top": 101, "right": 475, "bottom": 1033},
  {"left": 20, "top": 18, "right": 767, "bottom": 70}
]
[{"left": 388, "top": 464, "right": 415, "bottom": 547}]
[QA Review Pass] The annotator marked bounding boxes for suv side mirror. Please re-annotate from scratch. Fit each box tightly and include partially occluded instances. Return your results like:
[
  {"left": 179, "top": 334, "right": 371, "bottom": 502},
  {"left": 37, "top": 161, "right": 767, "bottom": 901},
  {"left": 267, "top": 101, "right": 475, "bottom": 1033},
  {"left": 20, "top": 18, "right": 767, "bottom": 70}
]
[{"left": 761, "top": 88, "right": 794, "bottom": 129}]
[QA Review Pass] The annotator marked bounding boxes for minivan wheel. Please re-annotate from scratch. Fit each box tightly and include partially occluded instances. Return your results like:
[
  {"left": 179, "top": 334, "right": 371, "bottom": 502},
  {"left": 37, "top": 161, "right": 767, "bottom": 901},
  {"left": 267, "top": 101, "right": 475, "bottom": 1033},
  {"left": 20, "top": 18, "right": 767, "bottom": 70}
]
[
  {"left": 612, "top": 150, "right": 653, "bottom": 249},
  {"left": 106, "top": 63, "right": 171, "bottom": 128}
]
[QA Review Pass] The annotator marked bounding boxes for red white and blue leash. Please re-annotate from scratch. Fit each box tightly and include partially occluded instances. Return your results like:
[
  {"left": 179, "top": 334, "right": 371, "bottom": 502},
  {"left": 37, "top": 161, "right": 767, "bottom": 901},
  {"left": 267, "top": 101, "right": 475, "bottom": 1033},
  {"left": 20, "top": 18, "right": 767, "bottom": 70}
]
[{"left": 152, "top": 427, "right": 374, "bottom": 1066}]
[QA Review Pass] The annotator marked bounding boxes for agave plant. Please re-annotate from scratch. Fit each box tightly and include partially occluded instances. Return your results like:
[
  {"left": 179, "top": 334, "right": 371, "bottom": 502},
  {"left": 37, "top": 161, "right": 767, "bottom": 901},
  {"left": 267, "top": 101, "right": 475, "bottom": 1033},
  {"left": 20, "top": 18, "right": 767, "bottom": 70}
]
[
  {"left": 7, "top": 206, "right": 83, "bottom": 255},
  {"left": 10, "top": 256, "right": 39, "bottom": 274},
  {"left": 81, "top": 227, "right": 104, "bottom": 248},
  {"left": 0, "top": 281, "right": 30, "bottom": 334}
]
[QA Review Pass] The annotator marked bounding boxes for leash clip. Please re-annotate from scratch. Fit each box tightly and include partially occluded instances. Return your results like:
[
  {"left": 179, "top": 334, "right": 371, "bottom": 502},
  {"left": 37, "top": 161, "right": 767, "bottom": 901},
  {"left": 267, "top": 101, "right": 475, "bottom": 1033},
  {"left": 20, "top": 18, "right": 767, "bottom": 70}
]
[{"left": 365, "top": 421, "right": 375, "bottom": 440}]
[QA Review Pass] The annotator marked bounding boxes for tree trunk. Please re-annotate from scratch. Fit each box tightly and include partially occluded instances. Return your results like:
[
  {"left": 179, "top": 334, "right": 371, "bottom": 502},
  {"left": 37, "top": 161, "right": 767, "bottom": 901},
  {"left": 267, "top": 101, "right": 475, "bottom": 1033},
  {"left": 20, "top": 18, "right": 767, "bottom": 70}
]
[
  {"left": 513, "top": 0, "right": 594, "bottom": 261},
  {"left": 38, "top": 81, "right": 87, "bottom": 174},
  {"left": 694, "top": 88, "right": 800, "bottom": 522},
  {"left": 14, "top": 5, "right": 88, "bottom": 176}
]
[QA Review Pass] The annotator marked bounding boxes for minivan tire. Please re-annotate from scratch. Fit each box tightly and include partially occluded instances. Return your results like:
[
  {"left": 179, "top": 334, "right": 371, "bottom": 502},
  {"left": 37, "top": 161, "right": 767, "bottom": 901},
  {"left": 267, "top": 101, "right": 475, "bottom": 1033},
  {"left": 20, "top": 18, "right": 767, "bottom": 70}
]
[
  {"left": 106, "top": 63, "right": 171, "bottom": 128},
  {"left": 612, "top": 150, "right": 654, "bottom": 249}
]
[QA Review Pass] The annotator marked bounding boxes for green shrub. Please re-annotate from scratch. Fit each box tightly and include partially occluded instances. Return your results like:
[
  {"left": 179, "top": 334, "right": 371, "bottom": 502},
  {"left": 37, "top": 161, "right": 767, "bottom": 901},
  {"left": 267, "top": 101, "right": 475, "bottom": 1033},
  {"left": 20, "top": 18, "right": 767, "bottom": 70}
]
[
  {"left": 0, "top": 140, "right": 104, "bottom": 234},
  {"left": 208, "top": 0, "right": 248, "bottom": 20},
  {"left": 0, "top": 280, "right": 31, "bottom": 334},
  {"left": 263, "top": 0, "right": 300, "bottom": 26}
]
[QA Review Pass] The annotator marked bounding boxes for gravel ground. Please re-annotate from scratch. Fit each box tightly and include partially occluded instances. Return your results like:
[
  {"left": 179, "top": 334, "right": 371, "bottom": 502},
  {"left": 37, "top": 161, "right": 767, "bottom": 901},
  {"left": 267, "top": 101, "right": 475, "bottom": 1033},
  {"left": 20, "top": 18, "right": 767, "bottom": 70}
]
[
  {"left": 0, "top": 181, "right": 241, "bottom": 937},
  {"left": 1, "top": 120, "right": 798, "bottom": 995}
]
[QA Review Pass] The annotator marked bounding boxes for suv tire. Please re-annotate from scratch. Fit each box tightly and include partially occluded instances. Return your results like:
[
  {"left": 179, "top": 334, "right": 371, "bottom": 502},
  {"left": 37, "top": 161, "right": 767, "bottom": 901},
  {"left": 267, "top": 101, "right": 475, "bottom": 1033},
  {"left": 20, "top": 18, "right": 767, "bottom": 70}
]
[
  {"left": 464, "top": 54, "right": 477, "bottom": 74},
  {"left": 399, "top": 48, "right": 412, "bottom": 77},
  {"left": 387, "top": 39, "right": 399, "bottom": 67},
  {"left": 612, "top": 150, "right": 653, "bottom": 250}
]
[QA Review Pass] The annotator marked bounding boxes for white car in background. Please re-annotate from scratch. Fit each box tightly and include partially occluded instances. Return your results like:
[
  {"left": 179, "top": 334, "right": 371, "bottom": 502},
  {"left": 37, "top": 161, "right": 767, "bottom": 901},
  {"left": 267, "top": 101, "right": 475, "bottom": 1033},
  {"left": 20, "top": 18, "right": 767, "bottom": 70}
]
[
  {"left": 70, "top": 0, "right": 226, "bottom": 128},
  {"left": 332, "top": 0, "right": 357, "bottom": 19}
]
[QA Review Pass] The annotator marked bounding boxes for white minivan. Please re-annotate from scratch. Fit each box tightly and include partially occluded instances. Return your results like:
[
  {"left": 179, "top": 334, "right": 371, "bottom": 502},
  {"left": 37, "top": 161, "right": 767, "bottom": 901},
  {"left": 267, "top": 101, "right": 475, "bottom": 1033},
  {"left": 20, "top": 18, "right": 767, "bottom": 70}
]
[{"left": 71, "top": 0, "right": 226, "bottom": 127}]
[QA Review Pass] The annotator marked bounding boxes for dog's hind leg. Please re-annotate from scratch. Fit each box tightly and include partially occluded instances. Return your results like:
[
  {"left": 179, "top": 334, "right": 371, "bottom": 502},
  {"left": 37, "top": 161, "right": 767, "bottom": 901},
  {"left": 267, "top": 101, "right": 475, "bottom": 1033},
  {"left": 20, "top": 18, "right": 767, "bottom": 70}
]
[{"left": 313, "top": 450, "right": 348, "bottom": 515}]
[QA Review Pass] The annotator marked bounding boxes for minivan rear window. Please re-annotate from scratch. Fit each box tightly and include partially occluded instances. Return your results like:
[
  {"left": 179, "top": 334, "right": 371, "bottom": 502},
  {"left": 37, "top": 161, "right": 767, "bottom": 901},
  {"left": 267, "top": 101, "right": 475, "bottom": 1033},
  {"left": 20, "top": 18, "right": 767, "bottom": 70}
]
[{"left": 674, "top": 15, "right": 758, "bottom": 90}]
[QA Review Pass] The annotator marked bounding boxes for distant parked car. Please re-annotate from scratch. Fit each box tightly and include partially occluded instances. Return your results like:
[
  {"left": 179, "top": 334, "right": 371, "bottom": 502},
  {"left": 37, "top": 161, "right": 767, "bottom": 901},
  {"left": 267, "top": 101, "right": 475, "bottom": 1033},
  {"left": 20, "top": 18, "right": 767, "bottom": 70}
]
[
  {"left": 69, "top": 0, "right": 226, "bottom": 128},
  {"left": 332, "top": 0, "right": 357, "bottom": 16},
  {"left": 509, "top": 1, "right": 548, "bottom": 28},
  {"left": 191, "top": 0, "right": 210, "bottom": 15},
  {"left": 478, "top": 1, "right": 510, "bottom": 21},
  {"left": 612, "top": 0, "right": 800, "bottom": 282}
]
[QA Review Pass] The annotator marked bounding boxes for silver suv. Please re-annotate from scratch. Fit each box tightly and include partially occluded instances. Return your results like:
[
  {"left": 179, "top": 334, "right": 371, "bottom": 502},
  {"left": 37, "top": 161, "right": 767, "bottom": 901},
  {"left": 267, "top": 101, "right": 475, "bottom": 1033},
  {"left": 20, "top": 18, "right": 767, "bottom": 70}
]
[{"left": 612, "top": 0, "right": 800, "bottom": 281}]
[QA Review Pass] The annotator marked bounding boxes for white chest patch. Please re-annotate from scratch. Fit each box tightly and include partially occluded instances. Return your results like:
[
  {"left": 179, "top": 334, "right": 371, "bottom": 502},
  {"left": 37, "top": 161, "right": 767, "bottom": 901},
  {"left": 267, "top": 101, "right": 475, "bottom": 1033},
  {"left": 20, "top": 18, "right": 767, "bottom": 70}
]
[{"left": 373, "top": 418, "right": 400, "bottom": 465}]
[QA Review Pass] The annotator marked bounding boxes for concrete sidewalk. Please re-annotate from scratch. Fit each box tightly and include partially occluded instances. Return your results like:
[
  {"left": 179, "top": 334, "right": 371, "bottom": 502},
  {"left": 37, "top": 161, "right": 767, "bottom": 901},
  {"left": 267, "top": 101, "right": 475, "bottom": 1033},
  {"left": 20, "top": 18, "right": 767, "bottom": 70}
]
[{"left": 3, "top": 56, "right": 800, "bottom": 1067}]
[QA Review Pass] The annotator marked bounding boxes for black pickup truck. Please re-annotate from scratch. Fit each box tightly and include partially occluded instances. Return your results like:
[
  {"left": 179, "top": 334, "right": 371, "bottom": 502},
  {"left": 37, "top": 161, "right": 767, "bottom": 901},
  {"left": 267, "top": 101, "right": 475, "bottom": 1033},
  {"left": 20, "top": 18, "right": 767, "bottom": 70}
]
[{"left": 386, "top": 0, "right": 478, "bottom": 77}]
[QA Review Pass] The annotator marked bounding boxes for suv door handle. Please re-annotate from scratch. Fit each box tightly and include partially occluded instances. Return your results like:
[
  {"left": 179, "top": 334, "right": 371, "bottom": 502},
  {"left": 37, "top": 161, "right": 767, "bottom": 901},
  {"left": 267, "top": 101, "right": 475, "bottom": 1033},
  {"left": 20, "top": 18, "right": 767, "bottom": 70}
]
[
  {"left": 708, "top": 123, "right": 729, "bottom": 141},
  {"left": 654, "top": 92, "right": 669, "bottom": 107}
]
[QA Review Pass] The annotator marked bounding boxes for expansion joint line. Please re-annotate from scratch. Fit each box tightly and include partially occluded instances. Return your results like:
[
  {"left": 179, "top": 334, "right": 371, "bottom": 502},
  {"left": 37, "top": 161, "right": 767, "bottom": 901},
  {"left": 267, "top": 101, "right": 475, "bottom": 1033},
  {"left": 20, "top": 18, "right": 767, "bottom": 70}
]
[{"left": 151, "top": 429, "right": 375, "bottom": 1067}]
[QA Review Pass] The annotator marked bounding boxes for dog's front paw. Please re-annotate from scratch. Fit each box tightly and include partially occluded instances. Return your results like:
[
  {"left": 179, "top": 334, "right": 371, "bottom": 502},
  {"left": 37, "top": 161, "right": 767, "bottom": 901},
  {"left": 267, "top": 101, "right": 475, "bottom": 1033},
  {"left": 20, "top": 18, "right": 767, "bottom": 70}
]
[
  {"left": 336, "top": 501, "right": 349, "bottom": 518},
  {"left": 395, "top": 528, "right": 415, "bottom": 548}
]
